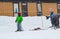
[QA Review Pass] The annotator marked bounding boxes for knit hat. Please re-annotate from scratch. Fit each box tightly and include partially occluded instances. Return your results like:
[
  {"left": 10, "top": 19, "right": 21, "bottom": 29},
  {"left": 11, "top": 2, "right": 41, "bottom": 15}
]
[{"left": 18, "top": 12, "right": 21, "bottom": 15}]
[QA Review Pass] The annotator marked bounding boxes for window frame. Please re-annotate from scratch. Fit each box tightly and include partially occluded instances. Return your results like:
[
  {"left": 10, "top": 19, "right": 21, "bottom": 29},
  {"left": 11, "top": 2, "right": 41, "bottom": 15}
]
[
  {"left": 22, "top": 2, "right": 28, "bottom": 16},
  {"left": 37, "top": 1, "right": 42, "bottom": 16},
  {"left": 13, "top": 3, "right": 19, "bottom": 13}
]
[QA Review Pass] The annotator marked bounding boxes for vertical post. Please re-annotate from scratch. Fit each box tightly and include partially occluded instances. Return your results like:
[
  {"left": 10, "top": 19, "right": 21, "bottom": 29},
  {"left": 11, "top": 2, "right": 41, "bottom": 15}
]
[{"left": 41, "top": 16, "right": 43, "bottom": 27}]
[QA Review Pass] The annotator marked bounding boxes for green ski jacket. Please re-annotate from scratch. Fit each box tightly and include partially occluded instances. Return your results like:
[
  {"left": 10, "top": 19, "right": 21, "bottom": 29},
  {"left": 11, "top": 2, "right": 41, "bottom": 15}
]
[{"left": 15, "top": 16, "right": 23, "bottom": 23}]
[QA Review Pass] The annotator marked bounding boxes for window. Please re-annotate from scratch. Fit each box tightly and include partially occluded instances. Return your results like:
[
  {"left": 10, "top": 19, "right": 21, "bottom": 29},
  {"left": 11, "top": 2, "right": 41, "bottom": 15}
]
[
  {"left": 58, "top": 4, "right": 60, "bottom": 9},
  {"left": 13, "top": 3, "right": 19, "bottom": 16},
  {"left": 58, "top": 3, "right": 60, "bottom": 13},
  {"left": 37, "top": 4, "right": 41, "bottom": 12},
  {"left": 22, "top": 2, "right": 28, "bottom": 16},
  {"left": 37, "top": 2, "right": 42, "bottom": 16},
  {"left": 14, "top": 3, "right": 19, "bottom": 13}
]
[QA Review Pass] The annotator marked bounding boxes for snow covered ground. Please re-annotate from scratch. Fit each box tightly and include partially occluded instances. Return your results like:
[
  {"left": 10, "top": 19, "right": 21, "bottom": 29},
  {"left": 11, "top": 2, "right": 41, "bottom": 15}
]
[{"left": 0, "top": 16, "right": 60, "bottom": 39}]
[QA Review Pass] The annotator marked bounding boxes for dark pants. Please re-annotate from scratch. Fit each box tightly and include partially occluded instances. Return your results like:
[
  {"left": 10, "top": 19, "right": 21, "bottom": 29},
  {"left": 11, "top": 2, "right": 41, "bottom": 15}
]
[
  {"left": 17, "top": 23, "right": 22, "bottom": 31},
  {"left": 51, "top": 17, "right": 59, "bottom": 28}
]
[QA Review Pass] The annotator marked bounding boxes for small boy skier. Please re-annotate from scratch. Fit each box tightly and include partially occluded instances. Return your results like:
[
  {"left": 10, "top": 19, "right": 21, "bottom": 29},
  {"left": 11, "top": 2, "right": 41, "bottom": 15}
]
[{"left": 15, "top": 12, "right": 23, "bottom": 32}]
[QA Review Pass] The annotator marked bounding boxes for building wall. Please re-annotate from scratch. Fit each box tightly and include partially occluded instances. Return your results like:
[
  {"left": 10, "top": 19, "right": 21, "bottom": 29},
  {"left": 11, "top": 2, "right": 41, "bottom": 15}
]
[
  {"left": 42, "top": 2, "right": 57, "bottom": 16},
  {"left": 0, "top": 2, "right": 13, "bottom": 16},
  {"left": 0, "top": 2, "right": 58, "bottom": 16},
  {"left": 58, "top": 9, "right": 60, "bottom": 13},
  {"left": 19, "top": 2, "right": 22, "bottom": 14},
  {"left": 28, "top": 2, "right": 37, "bottom": 16}
]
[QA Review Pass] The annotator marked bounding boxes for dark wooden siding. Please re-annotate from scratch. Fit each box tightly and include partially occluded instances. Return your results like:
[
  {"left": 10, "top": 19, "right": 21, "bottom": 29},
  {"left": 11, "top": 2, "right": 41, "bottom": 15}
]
[{"left": 58, "top": 9, "right": 60, "bottom": 13}]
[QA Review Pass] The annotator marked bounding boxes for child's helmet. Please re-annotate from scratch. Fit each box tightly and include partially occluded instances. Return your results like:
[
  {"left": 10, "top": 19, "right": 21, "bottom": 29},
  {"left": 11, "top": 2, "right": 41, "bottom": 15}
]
[
  {"left": 18, "top": 12, "right": 21, "bottom": 14},
  {"left": 18, "top": 12, "right": 21, "bottom": 16}
]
